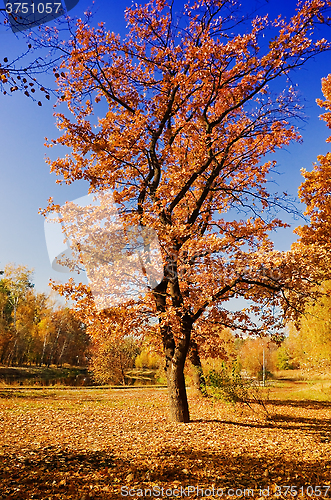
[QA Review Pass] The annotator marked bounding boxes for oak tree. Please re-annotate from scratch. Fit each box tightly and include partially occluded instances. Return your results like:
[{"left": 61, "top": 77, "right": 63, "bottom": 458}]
[{"left": 45, "top": 0, "right": 331, "bottom": 422}]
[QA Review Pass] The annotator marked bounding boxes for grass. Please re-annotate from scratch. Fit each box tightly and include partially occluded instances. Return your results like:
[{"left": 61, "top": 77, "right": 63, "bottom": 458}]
[{"left": 264, "top": 372, "right": 331, "bottom": 402}]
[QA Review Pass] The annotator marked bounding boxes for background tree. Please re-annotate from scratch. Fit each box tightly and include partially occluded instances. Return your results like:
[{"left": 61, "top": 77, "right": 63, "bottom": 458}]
[
  {"left": 44, "top": 0, "right": 331, "bottom": 422},
  {"left": 90, "top": 336, "right": 140, "bottom": 386},
  {"left": 14, "top": 289, "right": 51, "bottom": 366},
  {"left": 275, "top": 328, "right": 300, "bottom": 370},
  {"left": 50, "top": 307, "right": 89, "bottom": 367},
  {"left": 2, "top": 264, "right": 34, "bottom": 365},
  {"left": 294, "top": 73, "right": 331, "bottom": 256},
  {"left": 0, "top": 264, "right": 89, "bottom": 367},
  {"left": 278, "top": 282, "right": 331, "bottom": 371},
  {"left": 0, "top": 280, "right": 13, "bottom": 364},
  {"left": 238, "top": 337, "right": 277, "bottom": 379},
  {"left": 286, "top": 72, "right": 331, "bottom": 372}
]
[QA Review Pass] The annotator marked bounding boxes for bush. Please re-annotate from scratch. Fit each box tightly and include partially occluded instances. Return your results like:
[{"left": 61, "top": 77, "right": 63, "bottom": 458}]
[
  {"left": 206, "top": 362, "right": 245, "bottom": 404},
  {"left": 276, "top": 346, "right": 290, "bottom": 370},
  {"left": 275, "top": 345, "right": 298, "bottom": 370},
  {"left": 257, "top": 368, "right": 274, "bottom": 381},
  {"left": 205, "top": 362, "right": 270, "bottom": 418}
]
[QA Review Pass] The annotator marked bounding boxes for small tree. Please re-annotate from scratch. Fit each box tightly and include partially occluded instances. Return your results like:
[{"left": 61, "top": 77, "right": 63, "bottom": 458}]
[
  {"left": 280, "top": 283, "right": 331, "bottom": 370},
  {"left": 90, "top": 337, "right": 140, "bottom": 385}
]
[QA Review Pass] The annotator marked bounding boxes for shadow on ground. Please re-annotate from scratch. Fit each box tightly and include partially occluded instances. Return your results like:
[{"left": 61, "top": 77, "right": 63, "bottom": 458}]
[{"left": 1, "top": 444, "right": 331, "bottom": 499}]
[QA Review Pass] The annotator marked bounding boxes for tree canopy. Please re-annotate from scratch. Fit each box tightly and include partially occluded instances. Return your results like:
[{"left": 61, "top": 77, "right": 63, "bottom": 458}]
[{"left": 42, "top": 0, "right": 331, "bottom": 422}]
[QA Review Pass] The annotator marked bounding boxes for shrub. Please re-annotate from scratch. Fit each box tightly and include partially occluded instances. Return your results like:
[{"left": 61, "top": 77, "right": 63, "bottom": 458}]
[
  {"left": 206, "top": 362, "right": 245, "bottom": 404},
  {"left": 205, "top": 362, "right": 270, "bottom": 418},
  {"left": 276, "top": 346, "right": 293, "bottom": 370}
]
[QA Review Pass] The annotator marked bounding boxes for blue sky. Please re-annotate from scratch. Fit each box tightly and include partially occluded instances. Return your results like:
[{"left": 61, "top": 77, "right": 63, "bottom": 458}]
[{"left": 0, "top": 0, "right": 331, "bottom": 297}]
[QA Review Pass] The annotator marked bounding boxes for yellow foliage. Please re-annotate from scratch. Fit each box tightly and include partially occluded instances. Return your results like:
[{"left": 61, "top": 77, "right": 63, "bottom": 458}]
[
  {"left": 135, "top": 350, "right": 161, "bottom": 369},
  {"left": 284, "top": 282, "right": 331, "bottom": 369},
  {"left": 238, "top": 337, "right": 277, "bottom": 378}
]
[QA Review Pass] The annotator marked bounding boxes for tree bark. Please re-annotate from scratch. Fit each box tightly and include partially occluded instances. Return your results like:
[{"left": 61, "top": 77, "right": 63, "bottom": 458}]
[
  {"left": 189, "top": 339, "right": 207, "bottom": 395},
  {"left": 166, "top": 359, "right": 190, "bottom": 422},
  {"left": 163, "top": 313, "right": 192, "bottom": 422},
  {"left": 153, "top": 276, "right": 192, "bottom": 423}
]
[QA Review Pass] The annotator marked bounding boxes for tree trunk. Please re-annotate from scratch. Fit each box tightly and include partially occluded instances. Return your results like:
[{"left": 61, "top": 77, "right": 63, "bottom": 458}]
[
  {"left": 57, "top": 340, "right": 67, "bottom": 367},
  {"left": 162, "top": 319, "right": 191, "bottom": 423},
  {"left": 163, "top": 314, "right": 192, "bottom": 423},
  {"left": 40, "top": 332, "right": 48, "bottom": 366},
  {"left": 166, "top": 359, "right": 190, "bottom": 422},
  {"left": 6, "top": 334, "right": 18, "bottom": 366},
  {"left": 48, "top": 327, "right": 61, "bottom": 367},
  {"left": 153, "top": 270, "right": 192, "bottom": 423},
  {"left": 189, "top": 339, "right": 207, "bottom": 395}
]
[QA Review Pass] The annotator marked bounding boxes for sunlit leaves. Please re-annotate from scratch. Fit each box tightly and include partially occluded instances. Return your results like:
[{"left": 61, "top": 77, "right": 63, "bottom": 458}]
[{"left": 43, "top": 0, "right": 331, "bottom": 420}]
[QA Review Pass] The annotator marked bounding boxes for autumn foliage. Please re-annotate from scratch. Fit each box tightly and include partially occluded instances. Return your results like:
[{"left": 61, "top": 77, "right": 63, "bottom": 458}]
[
  {"left": 0, "top": 264, "right": 88, "bottom": 367},
  {"left": 43, "top": 0, "right": 331, "bottom": 421},
  {"left": 295, "top": 73, "right": 331, "bottom": 255}
]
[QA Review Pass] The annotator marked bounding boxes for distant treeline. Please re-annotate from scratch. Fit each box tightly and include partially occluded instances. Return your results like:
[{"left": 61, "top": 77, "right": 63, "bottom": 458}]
[{"left": 0, "top": 264, "right": 89, "bottom": 367}]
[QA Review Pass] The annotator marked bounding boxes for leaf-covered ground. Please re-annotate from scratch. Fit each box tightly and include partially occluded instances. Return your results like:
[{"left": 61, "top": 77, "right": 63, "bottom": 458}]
[{"left": 0, "top": 387, "right": 331, "bottom": 499}]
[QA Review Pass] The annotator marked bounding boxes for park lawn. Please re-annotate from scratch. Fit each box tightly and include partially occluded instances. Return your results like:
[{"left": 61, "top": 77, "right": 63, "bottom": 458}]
[{"left": 0, "top": 387, "right": 331, "bottom": 499}]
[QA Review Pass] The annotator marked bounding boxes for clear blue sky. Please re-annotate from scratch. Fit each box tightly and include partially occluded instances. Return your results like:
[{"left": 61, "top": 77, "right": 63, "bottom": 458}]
[{"left": 0, "top": 0, "right": 331, "bottom": 296}]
